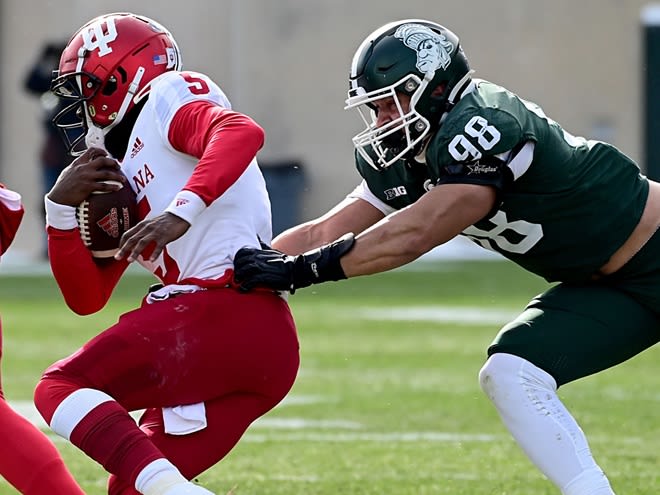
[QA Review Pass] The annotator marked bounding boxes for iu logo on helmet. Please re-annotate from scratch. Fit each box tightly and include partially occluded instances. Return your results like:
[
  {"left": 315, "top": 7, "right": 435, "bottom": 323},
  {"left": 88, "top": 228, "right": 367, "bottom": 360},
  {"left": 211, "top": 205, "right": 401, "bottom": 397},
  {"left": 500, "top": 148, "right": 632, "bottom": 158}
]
[{"left": 81, "top": 17, "right": 118, "bottom": 56}]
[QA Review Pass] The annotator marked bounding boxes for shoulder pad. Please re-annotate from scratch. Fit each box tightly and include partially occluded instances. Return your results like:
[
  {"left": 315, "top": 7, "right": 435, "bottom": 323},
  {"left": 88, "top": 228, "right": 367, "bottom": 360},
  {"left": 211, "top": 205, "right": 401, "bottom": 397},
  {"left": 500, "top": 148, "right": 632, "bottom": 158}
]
[
  {"left": 438, "top": 105, "right": 523, "bottom": 156},
  {"left": 149, "top": 71, "right": 232, "bottom": 129}
]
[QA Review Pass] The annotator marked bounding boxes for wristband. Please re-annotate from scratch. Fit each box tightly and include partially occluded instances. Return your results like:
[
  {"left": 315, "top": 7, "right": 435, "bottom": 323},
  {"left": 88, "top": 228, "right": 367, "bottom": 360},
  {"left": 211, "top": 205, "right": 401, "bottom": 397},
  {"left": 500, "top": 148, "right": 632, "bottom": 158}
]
[
  {"left": 45, "top": 196, "right": 78, "bottom": 230},
  {"left": 164, "top": 190, "right": 206, "bottom": 224}
]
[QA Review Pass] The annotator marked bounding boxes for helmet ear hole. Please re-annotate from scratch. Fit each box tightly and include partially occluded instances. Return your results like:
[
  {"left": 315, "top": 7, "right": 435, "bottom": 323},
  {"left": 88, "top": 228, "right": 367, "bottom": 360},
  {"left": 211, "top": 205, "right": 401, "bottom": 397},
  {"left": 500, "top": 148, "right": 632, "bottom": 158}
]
[
  {"left": 102, "top": 76, "right": 118, "bottom": 96},
  {"left": 431, "top": 82, "right": 447, "bottom": 97},
  {"left": 117, "top": 66, "right": 128, "bottom": 83}
]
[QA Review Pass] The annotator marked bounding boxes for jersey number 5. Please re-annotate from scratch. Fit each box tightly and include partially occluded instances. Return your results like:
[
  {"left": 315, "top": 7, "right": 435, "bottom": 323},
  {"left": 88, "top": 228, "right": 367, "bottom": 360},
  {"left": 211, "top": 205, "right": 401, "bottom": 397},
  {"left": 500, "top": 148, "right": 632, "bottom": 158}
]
[
  {"left": 181, "top": 73, "right": 210, "bottom": 95},
  {"left": 448, "top": 116, "right": 501, "bottom": 161}
]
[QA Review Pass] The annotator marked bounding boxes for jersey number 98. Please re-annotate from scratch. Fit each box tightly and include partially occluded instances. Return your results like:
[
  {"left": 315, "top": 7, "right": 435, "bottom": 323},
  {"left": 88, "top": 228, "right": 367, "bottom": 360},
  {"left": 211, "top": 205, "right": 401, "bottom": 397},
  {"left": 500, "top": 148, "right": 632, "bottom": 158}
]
[{"left": 448, "top": 116, "right": 501, "bottom": 161}]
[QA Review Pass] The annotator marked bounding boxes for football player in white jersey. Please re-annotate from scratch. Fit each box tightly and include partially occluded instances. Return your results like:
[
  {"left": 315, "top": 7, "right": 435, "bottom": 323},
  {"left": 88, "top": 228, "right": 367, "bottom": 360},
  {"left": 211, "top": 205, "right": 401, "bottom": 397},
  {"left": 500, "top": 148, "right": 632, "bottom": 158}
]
[{"left": 35, "top": 12, "right": 300, "bottom": 495}]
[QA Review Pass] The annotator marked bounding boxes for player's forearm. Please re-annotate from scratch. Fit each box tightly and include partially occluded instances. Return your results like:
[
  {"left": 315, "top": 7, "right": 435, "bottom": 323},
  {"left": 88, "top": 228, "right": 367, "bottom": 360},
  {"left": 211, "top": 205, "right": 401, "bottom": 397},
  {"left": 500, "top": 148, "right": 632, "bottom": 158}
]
[
  {"left": 339, "top": 211, "right": 436, "bottom": 277},
  {"left": 272, "top": 222, "right": 325, "bottom": 255},
  {"left": 45, "top": 199, "right": 127, "bottom": 314},
  {"left": 273, "top": 197, "right": 386, "bottom": 255},
  {"left": 48, "top": 227, "right": 127, "bottom": 314},
  {"left": 339, "top": 184, "right": 494, "bottom": 277}
]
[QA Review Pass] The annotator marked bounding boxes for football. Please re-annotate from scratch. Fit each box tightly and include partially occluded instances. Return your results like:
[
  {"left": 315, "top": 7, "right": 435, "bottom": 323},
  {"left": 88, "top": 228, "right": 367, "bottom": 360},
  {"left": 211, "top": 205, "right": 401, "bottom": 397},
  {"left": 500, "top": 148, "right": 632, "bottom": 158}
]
[{"left": 76, "top": 179, "right": 138, "bottom": 258}]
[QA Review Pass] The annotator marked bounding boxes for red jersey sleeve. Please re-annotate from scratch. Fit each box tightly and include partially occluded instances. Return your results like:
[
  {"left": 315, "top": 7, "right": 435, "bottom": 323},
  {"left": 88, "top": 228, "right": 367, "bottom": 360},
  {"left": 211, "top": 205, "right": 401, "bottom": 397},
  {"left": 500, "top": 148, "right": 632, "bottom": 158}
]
[
  {"left": 0, "top": 185, "right": 24, "bottom": 256},
  {"left": 167, "top": 100, "right": 265, "bottom": 204},
  {"left": 48, "top": 226, "right": 129, "bottom": 315}
]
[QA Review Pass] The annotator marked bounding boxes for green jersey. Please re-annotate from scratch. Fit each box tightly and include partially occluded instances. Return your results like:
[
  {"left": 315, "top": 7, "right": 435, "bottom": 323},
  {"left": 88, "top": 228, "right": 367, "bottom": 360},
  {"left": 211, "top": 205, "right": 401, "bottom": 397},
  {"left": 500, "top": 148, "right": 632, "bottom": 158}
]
[{"left": 355, "top": 79, "right": 648, "bottom": 283}]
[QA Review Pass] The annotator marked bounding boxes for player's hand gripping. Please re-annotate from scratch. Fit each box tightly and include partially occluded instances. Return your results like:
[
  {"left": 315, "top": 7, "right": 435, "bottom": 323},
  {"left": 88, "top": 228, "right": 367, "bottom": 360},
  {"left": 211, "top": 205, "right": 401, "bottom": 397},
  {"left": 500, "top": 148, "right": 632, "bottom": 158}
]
[
  {"left": 115, "top": 213, "right": 190, "bottom": 263},
  {"left": 47, "top": 147, "right": 126, "bottom": 207},
  {"left": 233, "top": 233, "right": 355, "bottom": 293}
]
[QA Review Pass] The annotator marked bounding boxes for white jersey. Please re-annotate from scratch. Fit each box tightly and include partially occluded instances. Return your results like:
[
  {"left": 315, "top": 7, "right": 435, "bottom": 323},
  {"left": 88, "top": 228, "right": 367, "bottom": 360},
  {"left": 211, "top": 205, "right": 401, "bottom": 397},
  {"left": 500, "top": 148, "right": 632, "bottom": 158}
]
[{"left": 120, "top": 71, "right": 272, "bottom": 284}]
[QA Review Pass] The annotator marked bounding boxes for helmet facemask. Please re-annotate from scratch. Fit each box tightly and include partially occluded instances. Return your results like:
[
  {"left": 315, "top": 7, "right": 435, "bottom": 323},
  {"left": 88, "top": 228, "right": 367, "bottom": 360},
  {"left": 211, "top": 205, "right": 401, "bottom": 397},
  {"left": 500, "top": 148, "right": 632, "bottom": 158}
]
[
  {"left": 51, "top": 69, "right": 102, "bottom": 155},
  {"left": 346, "top": 74, "right": 431, "bottom": 171}
]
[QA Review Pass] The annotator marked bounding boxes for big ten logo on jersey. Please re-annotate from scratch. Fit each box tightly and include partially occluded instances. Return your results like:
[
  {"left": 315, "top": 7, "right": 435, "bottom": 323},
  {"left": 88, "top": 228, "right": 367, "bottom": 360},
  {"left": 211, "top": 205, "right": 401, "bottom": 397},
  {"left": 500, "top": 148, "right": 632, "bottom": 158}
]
[
  {"left": 384, "top": 185, "right": 407, "bottom": 200},
  {"left": 82, "top": 17, "right": 118, "bottom": 56}
]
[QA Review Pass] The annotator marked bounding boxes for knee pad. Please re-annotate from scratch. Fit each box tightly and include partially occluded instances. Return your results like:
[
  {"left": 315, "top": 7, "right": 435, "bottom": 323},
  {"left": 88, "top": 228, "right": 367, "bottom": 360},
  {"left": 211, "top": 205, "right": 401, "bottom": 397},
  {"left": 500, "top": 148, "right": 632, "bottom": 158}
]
[{"left": 478, "top": 352, "right": 558, "bottom": 403}]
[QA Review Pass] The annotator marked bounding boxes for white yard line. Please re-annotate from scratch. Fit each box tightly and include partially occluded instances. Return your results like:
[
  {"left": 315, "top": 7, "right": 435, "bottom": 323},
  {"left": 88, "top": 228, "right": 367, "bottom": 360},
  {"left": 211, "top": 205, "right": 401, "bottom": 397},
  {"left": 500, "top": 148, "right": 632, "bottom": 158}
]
[
  {"left": 357, "top": 306, "right": 519, "bottom": 325},
  {"left": 243, "top": 431, "right": 500, "bottom": 442},
  {"left": 8, "top": 398, "right": 501, "bottom": 444},
  {"left": 8, "top": 395, "right": 334, "bottom": 430},
  {"left": 9, "top": 399, "right": 645, "bottom": 446}
]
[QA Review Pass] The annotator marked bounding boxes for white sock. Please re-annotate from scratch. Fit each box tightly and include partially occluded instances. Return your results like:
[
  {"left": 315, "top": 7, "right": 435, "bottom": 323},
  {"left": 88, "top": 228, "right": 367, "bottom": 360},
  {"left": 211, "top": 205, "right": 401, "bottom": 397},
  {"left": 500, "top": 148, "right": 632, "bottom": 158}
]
[
  {"left": 479, "top": 353, "right": 615, "bottom": 495},
  {"left": 135, "top": 458, "right": 188, "bottom": 495}
]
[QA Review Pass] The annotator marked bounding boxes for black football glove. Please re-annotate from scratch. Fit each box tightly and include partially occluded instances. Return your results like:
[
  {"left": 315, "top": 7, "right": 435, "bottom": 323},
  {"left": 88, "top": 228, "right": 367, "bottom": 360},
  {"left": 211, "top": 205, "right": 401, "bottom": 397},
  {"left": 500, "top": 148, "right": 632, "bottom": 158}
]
[{"left": 234, "top": 233, "right": 355, "bottom": 293}]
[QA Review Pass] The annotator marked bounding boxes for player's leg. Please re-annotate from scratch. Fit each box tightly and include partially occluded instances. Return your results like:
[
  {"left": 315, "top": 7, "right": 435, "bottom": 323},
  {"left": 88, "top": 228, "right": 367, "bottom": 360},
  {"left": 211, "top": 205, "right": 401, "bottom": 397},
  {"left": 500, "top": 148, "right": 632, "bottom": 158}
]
[
  {"left": 34, "top": 288, "right": 298, "bottom": 494},
  {"left": 0, "top": 400, "right": 87, "bottom": 494},
  {"left": 108, "top": 391, "right": 293, "bottom": 495},
  {"left": 479, "top": 283, "right": 660, "bottom": 495},
  {"left": 0, "top": 323, "right": 85, "bottom": 495}
]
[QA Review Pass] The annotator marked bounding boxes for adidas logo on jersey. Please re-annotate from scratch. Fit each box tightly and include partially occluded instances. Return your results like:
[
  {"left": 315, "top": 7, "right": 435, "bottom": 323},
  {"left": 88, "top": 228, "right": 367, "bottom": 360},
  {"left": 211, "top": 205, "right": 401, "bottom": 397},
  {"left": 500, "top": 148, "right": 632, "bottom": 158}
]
[{"left": 130, "top": 137, "right": 144, "bottom": 158}]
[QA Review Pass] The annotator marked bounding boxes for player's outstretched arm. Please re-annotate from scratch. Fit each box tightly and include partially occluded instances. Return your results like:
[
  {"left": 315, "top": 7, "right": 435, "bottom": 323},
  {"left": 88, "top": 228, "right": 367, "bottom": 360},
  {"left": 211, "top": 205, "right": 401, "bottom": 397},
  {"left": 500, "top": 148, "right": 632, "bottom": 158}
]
[
  {"left": 273, "top": 196, "right": 385, "bottom": 255},
  {"left": 234, "top": 183, "right": 496, "bottom": 292}
]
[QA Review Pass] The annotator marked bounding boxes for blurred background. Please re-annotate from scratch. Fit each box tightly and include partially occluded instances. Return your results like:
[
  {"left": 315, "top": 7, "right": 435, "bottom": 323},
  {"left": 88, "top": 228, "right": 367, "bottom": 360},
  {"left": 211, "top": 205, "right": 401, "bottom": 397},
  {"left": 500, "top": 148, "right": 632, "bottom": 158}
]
[{"left": 2, "top": 0, "right": 660, "bottom": 262}]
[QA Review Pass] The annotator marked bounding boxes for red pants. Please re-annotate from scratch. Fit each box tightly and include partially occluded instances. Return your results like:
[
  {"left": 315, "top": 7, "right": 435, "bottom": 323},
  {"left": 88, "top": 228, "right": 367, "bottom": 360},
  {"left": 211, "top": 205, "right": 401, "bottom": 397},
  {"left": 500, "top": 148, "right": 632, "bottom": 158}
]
[{"left": 35, "top": 287, "right": 299, "bottom": 493}]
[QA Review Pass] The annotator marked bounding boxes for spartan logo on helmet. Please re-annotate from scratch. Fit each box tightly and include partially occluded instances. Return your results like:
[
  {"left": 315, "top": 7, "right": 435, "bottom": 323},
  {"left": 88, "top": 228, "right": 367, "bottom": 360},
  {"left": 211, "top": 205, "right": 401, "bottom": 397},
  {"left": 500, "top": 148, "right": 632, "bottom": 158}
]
[{"left": 394, "top": 23, "right": 454, "bottom": 74}]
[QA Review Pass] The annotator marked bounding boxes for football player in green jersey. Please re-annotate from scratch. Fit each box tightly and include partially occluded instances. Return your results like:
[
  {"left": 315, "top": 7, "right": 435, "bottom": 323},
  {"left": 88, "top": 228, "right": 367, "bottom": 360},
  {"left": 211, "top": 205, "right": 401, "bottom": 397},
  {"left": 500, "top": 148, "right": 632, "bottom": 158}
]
[{"left": 234, "top": 19, "right": 660, "bottom": 495}]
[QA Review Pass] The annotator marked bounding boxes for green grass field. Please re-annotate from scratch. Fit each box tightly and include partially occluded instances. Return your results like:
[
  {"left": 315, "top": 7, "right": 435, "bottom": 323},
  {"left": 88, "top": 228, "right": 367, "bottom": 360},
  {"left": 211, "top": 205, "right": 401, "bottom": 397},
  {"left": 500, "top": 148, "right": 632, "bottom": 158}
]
[{"left": 0, "top": 260, "right": 657, "bottom": 494}]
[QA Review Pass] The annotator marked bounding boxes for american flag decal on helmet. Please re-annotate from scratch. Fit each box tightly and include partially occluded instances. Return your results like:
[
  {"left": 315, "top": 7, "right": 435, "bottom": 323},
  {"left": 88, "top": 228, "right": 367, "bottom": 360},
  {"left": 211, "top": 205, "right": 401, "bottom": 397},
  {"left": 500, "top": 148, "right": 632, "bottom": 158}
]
[{"left": 153, "top": 54, "right": 167, "bottom": 65}]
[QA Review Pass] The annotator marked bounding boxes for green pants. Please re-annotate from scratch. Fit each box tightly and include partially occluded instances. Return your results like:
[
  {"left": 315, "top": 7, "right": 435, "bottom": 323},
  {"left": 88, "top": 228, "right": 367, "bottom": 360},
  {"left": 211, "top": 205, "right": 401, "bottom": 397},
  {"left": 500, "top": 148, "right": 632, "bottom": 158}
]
[{"left": 489, "top": 228, "right": 660, "bottom": 387}]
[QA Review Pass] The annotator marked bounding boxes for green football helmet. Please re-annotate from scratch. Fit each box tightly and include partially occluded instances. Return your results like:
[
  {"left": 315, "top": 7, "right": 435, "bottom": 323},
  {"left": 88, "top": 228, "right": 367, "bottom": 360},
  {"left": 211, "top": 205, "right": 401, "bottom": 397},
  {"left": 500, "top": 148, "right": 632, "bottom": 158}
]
[{"left": 345, "top": 19, "right": 472, "bottom": 170}]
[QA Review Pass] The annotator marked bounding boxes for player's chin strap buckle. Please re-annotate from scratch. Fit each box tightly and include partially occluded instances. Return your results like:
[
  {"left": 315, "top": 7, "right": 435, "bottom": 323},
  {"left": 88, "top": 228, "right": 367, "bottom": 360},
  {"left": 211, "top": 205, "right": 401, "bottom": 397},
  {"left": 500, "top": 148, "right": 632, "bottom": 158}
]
[{"left": 84, "top": 124, "right": 107, "bottom": 150}]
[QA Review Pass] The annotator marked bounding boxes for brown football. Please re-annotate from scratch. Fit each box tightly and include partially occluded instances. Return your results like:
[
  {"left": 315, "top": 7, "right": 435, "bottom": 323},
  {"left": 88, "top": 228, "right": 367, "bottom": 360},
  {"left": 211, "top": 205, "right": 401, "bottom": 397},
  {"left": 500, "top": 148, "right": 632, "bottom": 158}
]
[{"left": 76, "top": 179, "right": 138, "bottom": 258}]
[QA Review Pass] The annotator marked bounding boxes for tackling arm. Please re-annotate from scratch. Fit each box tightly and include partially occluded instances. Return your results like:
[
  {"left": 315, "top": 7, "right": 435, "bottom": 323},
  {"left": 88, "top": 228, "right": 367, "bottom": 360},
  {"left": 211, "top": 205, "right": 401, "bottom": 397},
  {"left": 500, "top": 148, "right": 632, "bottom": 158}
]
[
  {"left": 273, "top": 196, "right": 385, "bottom": 254},
  {"left": 234, "top": 183, "right": 496, "bottom": 291},
  {"left": 340, "top": 183, "right": 496, "bottom": 276}
]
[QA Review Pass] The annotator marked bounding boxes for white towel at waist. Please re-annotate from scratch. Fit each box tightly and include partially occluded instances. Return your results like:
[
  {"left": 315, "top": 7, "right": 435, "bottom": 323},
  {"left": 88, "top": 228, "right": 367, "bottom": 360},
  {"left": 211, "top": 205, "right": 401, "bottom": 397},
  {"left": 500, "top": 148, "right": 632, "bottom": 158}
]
[
  {"left": 147, "top": 283, "right": 208, "bottom": 435},
  {"left": 146, "top": 283, "right": 204, "bottom": 304},
  {"left": 162, "top": 403, "right": 207, "bottom": 435}
]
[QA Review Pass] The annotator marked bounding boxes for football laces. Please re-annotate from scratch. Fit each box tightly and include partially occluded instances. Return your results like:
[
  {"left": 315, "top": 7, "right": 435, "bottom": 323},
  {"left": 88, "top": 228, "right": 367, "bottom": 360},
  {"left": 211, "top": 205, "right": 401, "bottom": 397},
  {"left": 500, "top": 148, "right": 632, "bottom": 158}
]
[{"left": 75, "top": 200, "right": 92, "bottom": 246}]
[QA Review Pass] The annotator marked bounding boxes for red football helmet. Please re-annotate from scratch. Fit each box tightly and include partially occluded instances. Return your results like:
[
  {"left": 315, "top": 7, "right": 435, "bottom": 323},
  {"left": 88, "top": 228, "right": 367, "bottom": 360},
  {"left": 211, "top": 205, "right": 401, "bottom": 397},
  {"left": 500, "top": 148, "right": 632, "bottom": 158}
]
[{"left": 51, "top": 12, "right": 182, "bottom": 154}]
